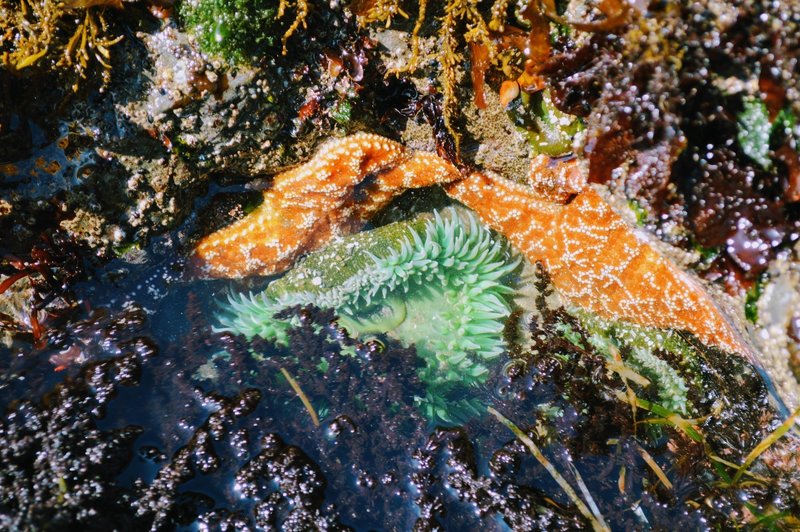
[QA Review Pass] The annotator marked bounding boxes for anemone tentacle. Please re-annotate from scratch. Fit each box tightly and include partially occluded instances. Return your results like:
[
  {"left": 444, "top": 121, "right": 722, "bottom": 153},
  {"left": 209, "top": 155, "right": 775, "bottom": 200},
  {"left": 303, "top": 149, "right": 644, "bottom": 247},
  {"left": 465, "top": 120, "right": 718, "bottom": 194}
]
[{"left": 216, "top": 207, "right": 520, "bottom": 391}]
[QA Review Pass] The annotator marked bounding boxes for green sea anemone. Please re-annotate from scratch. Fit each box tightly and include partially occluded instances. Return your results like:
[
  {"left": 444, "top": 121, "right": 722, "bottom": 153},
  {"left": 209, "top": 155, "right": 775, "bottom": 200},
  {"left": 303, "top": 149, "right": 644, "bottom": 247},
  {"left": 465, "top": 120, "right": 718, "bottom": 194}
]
[{"left": 216, "top": 208, "right": 521, "bottom": 422}]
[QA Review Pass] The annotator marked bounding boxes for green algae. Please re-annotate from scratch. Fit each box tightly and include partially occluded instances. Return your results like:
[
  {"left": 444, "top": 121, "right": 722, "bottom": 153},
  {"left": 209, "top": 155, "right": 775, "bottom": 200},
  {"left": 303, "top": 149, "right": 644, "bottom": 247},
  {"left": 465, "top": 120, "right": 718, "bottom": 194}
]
[
  {"left": 559, "top": 309, "right": 701, "bottom": 414},
  {"left": 512, "top": 90, "right": 583, "bottom": 157},
  {"left": 179, "top": 0, "right": 278, "bottom": 63},
  {"left": 737, "top": 97, "right": 773, "bottom": 169}
]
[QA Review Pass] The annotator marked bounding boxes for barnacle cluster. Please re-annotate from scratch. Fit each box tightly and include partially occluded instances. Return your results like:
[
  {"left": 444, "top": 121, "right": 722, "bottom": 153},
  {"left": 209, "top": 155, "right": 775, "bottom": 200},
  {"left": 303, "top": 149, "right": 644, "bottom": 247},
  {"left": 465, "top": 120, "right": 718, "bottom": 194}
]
[
  {"left": 0, "top": 0, "right": 124, "bottom": 91},
  {"left": 217, "top": 208, "right": 520, "bottom": 422}
]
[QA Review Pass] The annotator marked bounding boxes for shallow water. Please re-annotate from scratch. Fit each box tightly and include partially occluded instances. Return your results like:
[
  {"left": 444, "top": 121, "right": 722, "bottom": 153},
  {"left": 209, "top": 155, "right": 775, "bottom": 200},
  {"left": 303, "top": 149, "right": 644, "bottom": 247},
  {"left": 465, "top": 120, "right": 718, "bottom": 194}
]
[
  {"left": 2, "top": 0, "right": 800, "bottom": 526},
  {"left": 0, "top": 182, "right": 792, "bottom": 530}
]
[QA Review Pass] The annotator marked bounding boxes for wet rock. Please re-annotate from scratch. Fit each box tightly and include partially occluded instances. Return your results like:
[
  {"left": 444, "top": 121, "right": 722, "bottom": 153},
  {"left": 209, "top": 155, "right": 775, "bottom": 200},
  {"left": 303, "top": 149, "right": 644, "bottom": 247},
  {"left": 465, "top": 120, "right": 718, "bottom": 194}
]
[
  {"left": 0, "top": 348, "right": 149, "bottom": 529},
  {"left": 0, "top": 4, "right": 395, "bottom": 256}
]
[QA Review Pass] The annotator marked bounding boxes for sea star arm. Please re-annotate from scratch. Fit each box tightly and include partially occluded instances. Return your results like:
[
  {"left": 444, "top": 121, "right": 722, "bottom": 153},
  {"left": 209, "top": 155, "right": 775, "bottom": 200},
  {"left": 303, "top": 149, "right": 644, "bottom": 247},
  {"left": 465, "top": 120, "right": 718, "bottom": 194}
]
[
  {"left": 354, "top": 152, "right": 463, "bottom": 222},
  {"left": 447, "top": 172, "right": 747, "bottom": 355},
  {"left": 192, "top": 136, "right": 466, "bottom": 278},
  {"left": 527, "top": 154, "right": 586, "bottom": 203},
  {"left": 191, "top": 133, "right": 409, "bottom": 278}
]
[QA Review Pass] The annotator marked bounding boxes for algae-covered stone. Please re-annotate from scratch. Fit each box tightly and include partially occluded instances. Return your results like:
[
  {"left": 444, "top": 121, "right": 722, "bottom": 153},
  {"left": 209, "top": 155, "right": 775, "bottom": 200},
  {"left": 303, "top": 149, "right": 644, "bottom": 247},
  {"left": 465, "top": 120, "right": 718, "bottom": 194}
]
[
  {"left": 180, "top": 0, "right": 278, "bottom": 63},
  {"left": 555, "top": 306, "right": 773, "bottom": 419},
  {"left": 564, "top": 310, "right": 696, "bottom": 414}
]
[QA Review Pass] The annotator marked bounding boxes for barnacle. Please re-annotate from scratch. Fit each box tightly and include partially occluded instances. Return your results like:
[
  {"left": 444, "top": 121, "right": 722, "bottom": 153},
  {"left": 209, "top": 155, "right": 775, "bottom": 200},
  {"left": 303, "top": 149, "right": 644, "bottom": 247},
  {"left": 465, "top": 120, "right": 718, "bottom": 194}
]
[{"left": 216, "top": 208, "right": 520, "bottom": 420}]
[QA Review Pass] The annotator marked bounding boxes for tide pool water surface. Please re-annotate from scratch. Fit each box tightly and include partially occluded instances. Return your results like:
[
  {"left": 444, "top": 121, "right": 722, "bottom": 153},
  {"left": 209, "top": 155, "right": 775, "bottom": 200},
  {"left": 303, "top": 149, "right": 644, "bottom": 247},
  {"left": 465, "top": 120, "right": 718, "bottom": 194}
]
[
  {"left": 2, "top": 0, "right": 800, "bottom": 528},
  {"left": 0, "top": 184, "right": 794, "bottom": 529}
]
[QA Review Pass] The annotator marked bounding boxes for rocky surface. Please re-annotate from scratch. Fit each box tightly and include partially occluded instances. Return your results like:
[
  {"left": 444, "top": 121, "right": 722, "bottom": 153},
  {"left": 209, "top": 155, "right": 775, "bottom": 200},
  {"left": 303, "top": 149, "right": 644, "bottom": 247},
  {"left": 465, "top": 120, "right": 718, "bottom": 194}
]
[{"left": 1, "top": 0, "right": 799, "bottom": 529}]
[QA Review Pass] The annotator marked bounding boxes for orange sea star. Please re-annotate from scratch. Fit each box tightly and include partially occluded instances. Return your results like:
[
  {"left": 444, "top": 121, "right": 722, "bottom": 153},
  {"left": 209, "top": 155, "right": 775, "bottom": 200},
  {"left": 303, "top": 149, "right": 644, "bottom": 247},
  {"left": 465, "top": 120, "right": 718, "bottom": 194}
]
[
  {"left": 191, "top": 133, "right": 461, "bottom": 277},
  {"left": 192, "top": 133, "right": 746, "bottom": 355},
  {"left": 446, "top": 172, "right": 746, "bottom": 355}
]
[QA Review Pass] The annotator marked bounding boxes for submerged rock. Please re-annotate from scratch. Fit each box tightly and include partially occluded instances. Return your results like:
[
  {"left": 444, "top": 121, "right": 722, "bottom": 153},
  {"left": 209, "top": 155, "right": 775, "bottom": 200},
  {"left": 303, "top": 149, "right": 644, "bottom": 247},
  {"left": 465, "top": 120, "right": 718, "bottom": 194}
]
[{"left": 0, "top": 282, "right": 795, "bottom": 530}]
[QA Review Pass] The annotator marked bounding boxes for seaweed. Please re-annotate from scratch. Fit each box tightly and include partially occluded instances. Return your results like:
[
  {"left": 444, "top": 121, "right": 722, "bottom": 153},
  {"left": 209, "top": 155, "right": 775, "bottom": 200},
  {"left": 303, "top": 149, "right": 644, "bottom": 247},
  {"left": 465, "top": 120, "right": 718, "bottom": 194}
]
[
  {"left": 179, "top": 0, "right": 314, "bottom": 62},
  {"left": 0, "top": 0, "right": 125, "bottom": 91},
  {"left": 543, "top": 0, "right": 800, "bottom": 293},
  {"left": 355, "top": 0, "right": 586, "bottom": 148},
  {"left": 179, "top": 0, "right": 279, "bottom": 63},
  {"left": 0, "top": 231, "right": 90, "bottom": 349}
]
